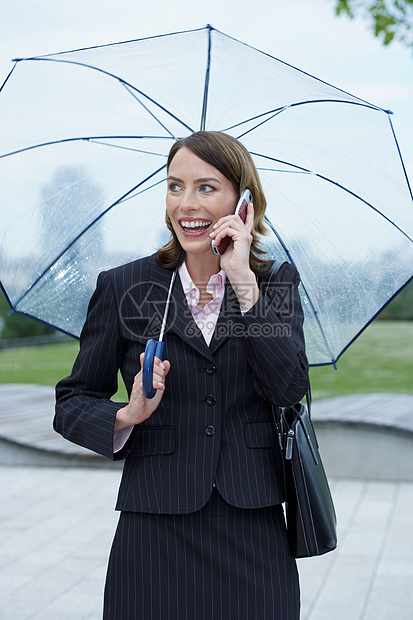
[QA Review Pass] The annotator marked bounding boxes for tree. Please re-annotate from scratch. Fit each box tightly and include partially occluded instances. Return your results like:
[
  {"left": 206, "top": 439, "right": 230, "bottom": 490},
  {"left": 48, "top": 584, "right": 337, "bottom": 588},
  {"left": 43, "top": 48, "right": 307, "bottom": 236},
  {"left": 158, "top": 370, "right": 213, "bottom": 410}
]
[{"left": 334, "top": 0, "right": 413, "bottom": 49}]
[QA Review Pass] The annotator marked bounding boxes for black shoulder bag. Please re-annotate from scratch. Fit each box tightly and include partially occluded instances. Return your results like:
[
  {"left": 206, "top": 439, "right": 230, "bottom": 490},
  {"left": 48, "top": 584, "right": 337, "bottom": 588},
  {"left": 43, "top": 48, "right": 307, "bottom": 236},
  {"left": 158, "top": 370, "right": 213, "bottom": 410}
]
[
  {"left": 273, "top": 393, "right": 338, "bottom": 558},
  {"left": 267, "top": 259, "right": 337, "bottom": 558}
]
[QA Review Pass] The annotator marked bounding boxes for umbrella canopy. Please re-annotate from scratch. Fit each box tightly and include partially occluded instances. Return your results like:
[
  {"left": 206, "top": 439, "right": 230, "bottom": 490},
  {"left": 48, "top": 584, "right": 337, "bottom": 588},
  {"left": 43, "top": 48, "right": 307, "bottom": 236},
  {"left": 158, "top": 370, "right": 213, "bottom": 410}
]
[{"left": 1, "top": 25, "right": 412, "bottom": 366}]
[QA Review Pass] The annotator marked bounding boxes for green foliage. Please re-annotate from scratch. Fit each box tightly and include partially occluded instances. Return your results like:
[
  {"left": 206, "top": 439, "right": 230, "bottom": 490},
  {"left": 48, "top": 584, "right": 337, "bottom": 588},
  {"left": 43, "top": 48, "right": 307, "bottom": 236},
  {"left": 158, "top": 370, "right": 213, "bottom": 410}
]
[
  {"left": 334, "top": 0, "right": 413, "bottom": 49},
  {"left": 0, "top": 291, "right": 56, "bottom": 340}
]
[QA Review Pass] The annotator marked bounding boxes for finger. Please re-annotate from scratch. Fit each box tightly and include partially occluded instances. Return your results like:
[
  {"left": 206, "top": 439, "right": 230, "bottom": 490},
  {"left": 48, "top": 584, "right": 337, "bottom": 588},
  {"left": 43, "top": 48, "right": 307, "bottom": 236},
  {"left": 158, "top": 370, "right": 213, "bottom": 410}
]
[
  {"left": 212, "top": 213, "right": 243, "bottom": 231},
  {"left": 153, "top": 357, "right": 171, "bottom": 379},
  {"left": 161, "top": 359, "right": 171, "bottom": 376},
  {"left": 245, "top": 202, "right": 254, "bottom": 233},
  {"left": 153, "top": 357, "right": 165, "bottom": 376},
  {"left": 213, "top": 222, "right": 252, "bottom": 248},
  {"left": 153, "top": 358, "right": 171, "bottom": 389},
  {"left": 130, "top": 375, "right": 146, "bottom": 403},
  {"left": 211, "top": 213, "right": 250, "bottom": 243},
  {"left": 152, "top": 366, "right": 165, "bottom": 383},
  {"left": 211, "top": 226, "right": 236, "bottom": 248}
]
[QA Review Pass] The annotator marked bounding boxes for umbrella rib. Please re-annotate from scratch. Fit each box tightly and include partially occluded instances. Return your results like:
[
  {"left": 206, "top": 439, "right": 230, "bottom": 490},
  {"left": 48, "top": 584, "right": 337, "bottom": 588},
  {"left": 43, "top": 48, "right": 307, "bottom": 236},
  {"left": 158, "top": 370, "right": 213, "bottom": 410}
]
[
  {"left": 88, "top": 139, "right": 170, "bottom": 158},
  {"left": 12, "top": 26, "right": 208, "bottom": 60},
  {"left": 264, "top": 219, "right": 340, "bottom": 365},
  {"left": 200, "top": 26, "right": 212, "bottom": 131},
  {"left": 220, "top": 98, "right": 389, "bottom": 138},
  {"left": 263, "top": 215, "right": 337, "bottom": 366},
  {"left": 13, "top": 25, "right": 383, "bottom": 115},
  {"left": 254, "top": 152, "right": 413, "bottom": 244},
  {"left": 121, "top": 83, "right": 177, "bottom": 139},
  {"left": 116, "top": 176, "right": 166, "bottom": 204},
  {"left": 16, "top": 56, "right": 194, "bottom": 134},
  {"left": 0, "top": 135, "right": 175, "bottom": 159},
  {"left": 2, "top": 292, "right": 77, "bottom": 339},
  {"left": 330, "top": 273, "right": 413, "bottom": 367},
  {"left": 10, "top": 164, "right": 167, "bottom": 311},
  {"left": 0, "top": 61, "right": 18, "bottom": 93},
  {"left": 388, "top": 114, "right": 413, "bottom": 202},
  {"left": 211, "top": 25, "right": 387, "bottom": 112}
]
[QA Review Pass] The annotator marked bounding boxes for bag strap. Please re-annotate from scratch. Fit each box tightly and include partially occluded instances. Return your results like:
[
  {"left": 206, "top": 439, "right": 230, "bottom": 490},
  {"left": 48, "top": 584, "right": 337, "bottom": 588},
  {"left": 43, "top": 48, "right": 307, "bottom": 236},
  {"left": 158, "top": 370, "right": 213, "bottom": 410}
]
[
  {"left": 269, "top": 259, "right": 287, "bottom": 279},
  {"left": 306, "top": 388, "right": 312, "bottom": 417},
  {"left": 269, "top": 258, "right": 312, "bottom": 418},
  {"left": 270, "top": 260, "right": 311, "bottom": 416}
]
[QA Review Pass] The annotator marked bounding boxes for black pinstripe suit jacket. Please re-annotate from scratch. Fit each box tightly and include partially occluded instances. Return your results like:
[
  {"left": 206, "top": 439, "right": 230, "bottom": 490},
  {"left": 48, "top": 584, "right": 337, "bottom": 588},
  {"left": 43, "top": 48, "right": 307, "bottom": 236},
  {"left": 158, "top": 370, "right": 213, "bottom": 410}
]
[{"left": 54, "top": 254, "right": 309, "bottom": 514}]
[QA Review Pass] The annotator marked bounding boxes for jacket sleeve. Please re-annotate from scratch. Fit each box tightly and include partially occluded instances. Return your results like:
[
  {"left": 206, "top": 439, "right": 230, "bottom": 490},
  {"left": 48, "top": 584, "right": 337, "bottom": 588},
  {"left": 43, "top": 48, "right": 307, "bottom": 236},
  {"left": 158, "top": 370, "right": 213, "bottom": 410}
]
[
  {"left": 238, "top": 261, "right": 309, "bottom": 406},
  {"left": 54, "top": 271, "right": 129, "bottom": 460}
]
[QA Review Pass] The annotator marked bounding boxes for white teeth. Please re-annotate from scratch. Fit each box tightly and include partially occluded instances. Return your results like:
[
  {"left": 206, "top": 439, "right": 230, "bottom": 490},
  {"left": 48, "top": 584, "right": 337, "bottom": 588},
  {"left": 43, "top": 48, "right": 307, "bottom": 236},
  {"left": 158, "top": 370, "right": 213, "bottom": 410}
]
[{"left": 181, "top": 220, "right": 211, "bottom": 229}]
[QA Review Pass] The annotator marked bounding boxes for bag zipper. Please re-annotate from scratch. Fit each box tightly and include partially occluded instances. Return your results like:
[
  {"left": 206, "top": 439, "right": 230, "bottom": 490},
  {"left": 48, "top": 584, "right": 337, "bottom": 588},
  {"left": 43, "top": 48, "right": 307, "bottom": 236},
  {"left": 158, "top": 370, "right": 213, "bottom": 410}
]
[{"left": 286, "top": 429, "right": 294, "bottom": 460}]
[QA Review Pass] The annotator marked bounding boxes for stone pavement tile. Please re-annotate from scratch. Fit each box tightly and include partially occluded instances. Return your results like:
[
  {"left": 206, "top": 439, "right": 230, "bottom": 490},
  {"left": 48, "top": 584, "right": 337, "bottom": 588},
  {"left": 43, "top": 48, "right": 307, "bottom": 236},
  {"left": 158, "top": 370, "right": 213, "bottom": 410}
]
[
  {"left": 297, "top": 479, "right": 413, "bottom": 620},
  {"left": 0, "top": 466, "right": 120, "bottom": 620},
  {"left": 298, "top": 478, "right": 367, "bottom": 617},
  {"left": 29, "top": 575, "right": 106, "bottom": 620},
  {"left": 0, "top": 484, "right": 117, "bottom": 569},
  {"left": 311, "top": 483, "right": 398, "bottom": 620},
  {"left": 1, "top": 556, "right": 103, "bottom": 619},
  {"left": 361, "top": 482, "right": 413, "bottom": 620},
  {"left": 27, "top": 555, "right": 109, "bottom": 620},
  {"left": 1, "top": 467, "right": 412, "bottom": 620}
]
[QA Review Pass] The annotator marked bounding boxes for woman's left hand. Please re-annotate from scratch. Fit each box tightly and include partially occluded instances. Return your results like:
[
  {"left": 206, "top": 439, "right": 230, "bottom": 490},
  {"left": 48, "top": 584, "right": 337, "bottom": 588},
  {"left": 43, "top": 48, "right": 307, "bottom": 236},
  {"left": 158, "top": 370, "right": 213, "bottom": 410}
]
[{"left": 209, "top": 203, "right": 259, "bottom": 310}]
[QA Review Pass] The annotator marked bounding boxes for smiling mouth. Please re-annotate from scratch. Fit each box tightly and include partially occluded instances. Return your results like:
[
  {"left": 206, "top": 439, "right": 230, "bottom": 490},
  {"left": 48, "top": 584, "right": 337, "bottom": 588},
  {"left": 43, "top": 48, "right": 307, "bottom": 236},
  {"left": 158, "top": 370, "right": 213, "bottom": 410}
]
[{"left": 179, "top": 219, "right": 212, "bottom": 233}]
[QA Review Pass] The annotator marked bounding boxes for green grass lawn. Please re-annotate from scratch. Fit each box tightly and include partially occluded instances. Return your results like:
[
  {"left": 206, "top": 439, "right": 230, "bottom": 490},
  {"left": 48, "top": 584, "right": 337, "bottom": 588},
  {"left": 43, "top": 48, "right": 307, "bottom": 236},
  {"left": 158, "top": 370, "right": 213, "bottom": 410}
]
[
  {"left": 0, "top": 338, "right": 129, "bottom": 402},
  {"left": 0, "top": 339, "right": 80, "bottom": 387},
  {"left": 309, "top": 320, "right": 413, "bottom": 399},
  {"left": 0, "top": 320, "right": 412, "bottom": 401}
]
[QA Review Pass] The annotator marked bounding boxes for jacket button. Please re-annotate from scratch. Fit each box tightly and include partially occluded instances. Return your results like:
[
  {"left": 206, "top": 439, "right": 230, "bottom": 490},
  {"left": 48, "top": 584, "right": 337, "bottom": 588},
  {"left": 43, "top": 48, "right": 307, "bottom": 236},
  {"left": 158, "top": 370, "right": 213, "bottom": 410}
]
[
  {"left": 205, "top": 425, "right": 216, "bottom": 436},
  {"left": 205, "top": 364, "right": 216, "bottom": 375},
  {"left": 205, "top": 394, "right": 216, "bottom": 406}
]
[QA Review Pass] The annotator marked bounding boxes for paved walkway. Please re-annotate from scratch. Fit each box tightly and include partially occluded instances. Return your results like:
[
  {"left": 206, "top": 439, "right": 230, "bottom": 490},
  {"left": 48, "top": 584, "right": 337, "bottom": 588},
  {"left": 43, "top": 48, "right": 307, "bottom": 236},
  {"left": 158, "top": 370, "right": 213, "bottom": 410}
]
[
  {"left": 0, "top": 385, "right": 412, "bottom": 619},
  {"left": 0, "top": 467, "right": 412, "bottom": 620},
  {"left": 0, "top": 384, "right": 114, "bottom": 467}
]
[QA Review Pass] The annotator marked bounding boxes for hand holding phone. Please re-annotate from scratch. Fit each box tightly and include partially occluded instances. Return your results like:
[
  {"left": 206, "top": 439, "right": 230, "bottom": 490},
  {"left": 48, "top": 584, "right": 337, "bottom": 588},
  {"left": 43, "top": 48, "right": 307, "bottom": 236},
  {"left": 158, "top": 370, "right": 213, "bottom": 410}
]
[{"left": 211, "top": 189, "right": 252, "bottom": 256}]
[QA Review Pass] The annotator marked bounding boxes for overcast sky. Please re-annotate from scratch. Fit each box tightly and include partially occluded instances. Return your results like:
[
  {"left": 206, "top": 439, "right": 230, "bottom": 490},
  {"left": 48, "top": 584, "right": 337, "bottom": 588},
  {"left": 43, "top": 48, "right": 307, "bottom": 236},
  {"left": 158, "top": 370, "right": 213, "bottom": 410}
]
[{"left": 1, "top": 0, "right": 412, "bottom": 178}]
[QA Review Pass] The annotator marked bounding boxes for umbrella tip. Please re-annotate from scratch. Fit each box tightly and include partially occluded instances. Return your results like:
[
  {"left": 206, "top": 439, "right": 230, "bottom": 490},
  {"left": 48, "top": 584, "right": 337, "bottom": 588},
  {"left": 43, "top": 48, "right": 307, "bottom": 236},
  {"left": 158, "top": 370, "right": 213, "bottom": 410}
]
[
  {"left": 384, "top": 109, "right": 394, "bottom": 115},
  {"left": 206, "top": 23, "right": 214, "bottom": 30}
]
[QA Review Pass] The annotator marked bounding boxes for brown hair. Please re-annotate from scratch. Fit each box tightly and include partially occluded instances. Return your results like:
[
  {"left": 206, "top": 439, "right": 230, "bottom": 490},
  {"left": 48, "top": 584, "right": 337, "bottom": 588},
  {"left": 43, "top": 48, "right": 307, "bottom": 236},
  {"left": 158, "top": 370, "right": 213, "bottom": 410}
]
[{"left": 157, "top": 131, "right": 269, "bottom": 274}]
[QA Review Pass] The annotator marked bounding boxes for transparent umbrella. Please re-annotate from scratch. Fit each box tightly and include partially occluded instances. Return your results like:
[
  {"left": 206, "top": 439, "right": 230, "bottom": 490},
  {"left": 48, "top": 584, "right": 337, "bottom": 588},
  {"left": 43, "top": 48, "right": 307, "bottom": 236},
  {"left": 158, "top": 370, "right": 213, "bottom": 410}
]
[{"left": 1, "top": 25, "right": 412, "bottom": 366}]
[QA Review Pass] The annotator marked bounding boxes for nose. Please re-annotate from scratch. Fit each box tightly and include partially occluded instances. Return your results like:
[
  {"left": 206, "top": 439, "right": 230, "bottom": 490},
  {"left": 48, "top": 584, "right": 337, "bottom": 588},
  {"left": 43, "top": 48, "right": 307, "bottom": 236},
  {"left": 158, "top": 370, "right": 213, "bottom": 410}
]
[{"left": 179, "top": 188, "right": 199, "bottom": 213}]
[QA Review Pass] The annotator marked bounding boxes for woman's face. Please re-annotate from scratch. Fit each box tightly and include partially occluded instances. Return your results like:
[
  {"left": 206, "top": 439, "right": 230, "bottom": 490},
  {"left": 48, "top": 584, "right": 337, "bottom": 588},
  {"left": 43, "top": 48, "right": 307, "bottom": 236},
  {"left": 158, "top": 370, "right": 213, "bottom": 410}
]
[{"left": 166, "top": 146, "right": 238, "bottom": 257}]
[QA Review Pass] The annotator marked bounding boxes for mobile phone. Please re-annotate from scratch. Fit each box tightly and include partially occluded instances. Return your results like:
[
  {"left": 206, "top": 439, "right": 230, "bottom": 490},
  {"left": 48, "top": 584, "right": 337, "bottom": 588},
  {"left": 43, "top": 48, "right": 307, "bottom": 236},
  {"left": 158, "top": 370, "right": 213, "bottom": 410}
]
[{"left": 211, "top": 189, "right": 253, "bottom": 256}]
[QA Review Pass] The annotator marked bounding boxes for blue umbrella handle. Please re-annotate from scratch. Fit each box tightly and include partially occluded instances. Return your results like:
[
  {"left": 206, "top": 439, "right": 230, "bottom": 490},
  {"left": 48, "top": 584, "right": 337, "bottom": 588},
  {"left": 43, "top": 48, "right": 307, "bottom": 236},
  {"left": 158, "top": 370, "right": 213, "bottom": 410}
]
[{"left": 142, "top": 339, "right": 165, "bottom": 399}]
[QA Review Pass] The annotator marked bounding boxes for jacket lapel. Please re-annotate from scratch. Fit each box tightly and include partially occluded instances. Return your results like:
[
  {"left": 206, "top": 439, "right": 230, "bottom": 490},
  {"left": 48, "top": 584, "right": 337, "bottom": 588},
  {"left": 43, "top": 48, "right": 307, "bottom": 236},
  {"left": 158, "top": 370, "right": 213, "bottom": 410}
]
[
  {"left": 209, "top": 278, "right": 241, "bottom": 354},
  {"left": 146, "top": 257, "right": 215, "bottom": 363}
]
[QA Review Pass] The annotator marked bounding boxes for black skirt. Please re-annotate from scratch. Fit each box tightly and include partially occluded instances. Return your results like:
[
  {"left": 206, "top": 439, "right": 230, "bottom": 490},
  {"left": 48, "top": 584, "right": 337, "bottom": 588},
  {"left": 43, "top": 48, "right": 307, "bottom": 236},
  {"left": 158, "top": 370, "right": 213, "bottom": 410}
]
[{"left": 103, "top": 489, "right": 299, "bottom": 620}]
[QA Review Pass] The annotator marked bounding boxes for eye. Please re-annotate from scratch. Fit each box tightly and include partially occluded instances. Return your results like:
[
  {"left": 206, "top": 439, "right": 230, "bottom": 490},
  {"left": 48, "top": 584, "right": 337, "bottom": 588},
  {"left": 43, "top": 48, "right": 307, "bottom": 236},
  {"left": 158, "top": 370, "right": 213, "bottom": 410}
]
[
  {"left": 200, "top": 184, "right": 214, "bottom": 193},
  {"left": 168, "top": 182, "right": 182, "bottom": 192}
]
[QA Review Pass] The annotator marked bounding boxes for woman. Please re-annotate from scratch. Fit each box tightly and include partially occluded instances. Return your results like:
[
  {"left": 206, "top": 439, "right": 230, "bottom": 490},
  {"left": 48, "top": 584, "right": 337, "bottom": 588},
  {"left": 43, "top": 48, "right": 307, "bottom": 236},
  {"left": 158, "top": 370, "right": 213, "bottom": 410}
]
[{"left": 54, "top": 131, "right": 309, "bottom": 619}]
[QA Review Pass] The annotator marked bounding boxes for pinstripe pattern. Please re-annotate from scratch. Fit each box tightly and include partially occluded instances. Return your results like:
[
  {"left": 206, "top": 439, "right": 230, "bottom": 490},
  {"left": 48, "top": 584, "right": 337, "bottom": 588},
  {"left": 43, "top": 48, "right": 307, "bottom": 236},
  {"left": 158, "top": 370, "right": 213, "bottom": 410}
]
[
  {"left": 54, "top": 253, "right": 308, "bottom": 618},
  {"left": 103, "top": 490, "right": 300, "bottom": 620},
  {"left": 54, "top": 254, "right": 308, "bottom": 513}
]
